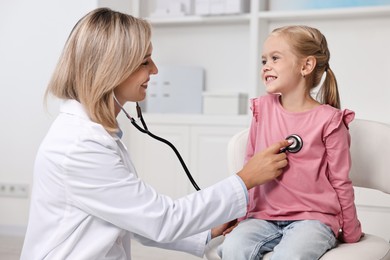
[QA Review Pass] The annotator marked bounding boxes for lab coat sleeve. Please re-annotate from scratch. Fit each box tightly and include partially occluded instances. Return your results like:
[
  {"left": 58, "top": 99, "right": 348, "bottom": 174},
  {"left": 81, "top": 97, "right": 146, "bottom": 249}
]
[
  {"left": 62, "top": 132, "right": 247, "bottom": 247},
  {"left": 132, "top": 230, "right": 210, "bottom": 257}
]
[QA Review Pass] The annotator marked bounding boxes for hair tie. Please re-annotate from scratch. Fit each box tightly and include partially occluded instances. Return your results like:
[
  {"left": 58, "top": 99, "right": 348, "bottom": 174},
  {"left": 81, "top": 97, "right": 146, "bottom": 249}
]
[{"left": 325, "top": 64, "right": 329, "bottom": 72}]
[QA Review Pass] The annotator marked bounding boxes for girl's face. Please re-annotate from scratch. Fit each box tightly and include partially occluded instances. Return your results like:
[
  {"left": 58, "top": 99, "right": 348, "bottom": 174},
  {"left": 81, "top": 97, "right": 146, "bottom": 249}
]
[
  {"left": 114, "top": 44, "right": 158, "bottom": 105},
  {"left": 261, "top": 34, "right": 303, "bottom": 95}
]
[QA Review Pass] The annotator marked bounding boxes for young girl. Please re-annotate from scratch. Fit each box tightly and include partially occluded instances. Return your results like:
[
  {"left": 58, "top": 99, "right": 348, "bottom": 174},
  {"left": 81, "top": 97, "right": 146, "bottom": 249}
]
[{"left": 219, "top": 25, "right": 362, "bottom": 260}]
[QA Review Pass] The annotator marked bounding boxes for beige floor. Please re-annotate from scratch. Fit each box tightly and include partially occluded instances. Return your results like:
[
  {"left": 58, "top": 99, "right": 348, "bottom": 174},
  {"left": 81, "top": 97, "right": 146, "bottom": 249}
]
[{"left": 0, "top": 235, "right": 23, "bottom": 260}]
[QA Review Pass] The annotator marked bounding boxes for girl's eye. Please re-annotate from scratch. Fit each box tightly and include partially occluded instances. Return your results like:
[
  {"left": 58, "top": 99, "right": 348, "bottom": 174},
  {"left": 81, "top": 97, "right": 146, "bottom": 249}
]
[
  {"left": 261, "top": 59, "right": 266, "bottom": 65},
  {"left": 272, "top": 56, "right": 279, "bottom": 62}
]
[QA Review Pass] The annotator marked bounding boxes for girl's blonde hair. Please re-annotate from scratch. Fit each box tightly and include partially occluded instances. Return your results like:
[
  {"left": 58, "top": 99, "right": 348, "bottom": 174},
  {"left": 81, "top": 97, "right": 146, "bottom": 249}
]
[
  {"left": 45, "top": 8, "right": 152, "bottom": 132},
  {"left": 272, "top": 25, "right": 340, "bottom": 109}
]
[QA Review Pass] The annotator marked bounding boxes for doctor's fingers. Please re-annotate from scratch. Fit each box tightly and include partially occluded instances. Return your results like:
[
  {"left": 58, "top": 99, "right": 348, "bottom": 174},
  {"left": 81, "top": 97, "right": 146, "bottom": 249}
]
[
  {"left": 238, "top": 153, "right": 285, "bottom": 188},
  {"left": 264, "top": 140, "right": 291, "bottom": 155},
  {"left": 270, "top": 152, "right": 288, "bottom": 176},
  {"left": 222, "top": 221, "right": 239, "bottom": 236},
  {"left": 265, "top": 154, "right": 288, "bottom": 175},
  {"left": 258, "top": 151, "right": 288, "bottom": 178},
  {"left": 274, "top": 152, "right": 288, "bottom": 168}
]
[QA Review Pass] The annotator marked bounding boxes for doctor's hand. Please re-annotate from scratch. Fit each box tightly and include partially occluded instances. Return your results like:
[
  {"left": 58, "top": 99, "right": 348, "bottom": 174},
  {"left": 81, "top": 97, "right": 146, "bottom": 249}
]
[
  {"left": 210, "top": 219, "right": 237, "bottom": 239},
  {"left": 237, "top": 140, "right": 290, "bottom": 190}
]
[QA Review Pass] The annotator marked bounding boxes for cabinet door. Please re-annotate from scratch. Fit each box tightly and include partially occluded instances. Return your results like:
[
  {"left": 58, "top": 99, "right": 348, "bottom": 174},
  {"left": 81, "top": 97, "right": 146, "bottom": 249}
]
[
  {"left": 189, "top": 126, "right": 246, "bottom": 191},
  {"left": 127, "top": 124, "right": 191, "bottom": 199}
]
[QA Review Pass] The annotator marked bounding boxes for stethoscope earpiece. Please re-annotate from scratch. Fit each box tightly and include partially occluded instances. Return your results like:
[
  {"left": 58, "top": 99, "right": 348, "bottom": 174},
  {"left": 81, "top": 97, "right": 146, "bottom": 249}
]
[{"left": 280, "top": 134, "right": 303, "bottom": 153}]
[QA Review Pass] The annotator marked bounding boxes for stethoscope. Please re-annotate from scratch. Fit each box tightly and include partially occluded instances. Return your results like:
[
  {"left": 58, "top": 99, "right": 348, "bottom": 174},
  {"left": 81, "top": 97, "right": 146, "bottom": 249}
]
[
  {"left": 279, "top": 134, "right": 303, "bottom": 154},
  {"left": 114, "top": 96, "right": 303, "bottom": 191}
]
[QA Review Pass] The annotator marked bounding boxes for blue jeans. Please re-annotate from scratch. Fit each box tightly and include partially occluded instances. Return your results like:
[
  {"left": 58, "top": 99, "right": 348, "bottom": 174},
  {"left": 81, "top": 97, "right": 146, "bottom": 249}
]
[{"left": 218, "top": 219, "right": 337, "bottom": 260}]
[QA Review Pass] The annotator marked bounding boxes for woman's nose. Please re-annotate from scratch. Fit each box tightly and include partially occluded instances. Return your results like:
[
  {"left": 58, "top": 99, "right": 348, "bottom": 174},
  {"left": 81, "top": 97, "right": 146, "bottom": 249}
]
[{"left": 151, "top": 61, "right": 158, "bottom": 75}]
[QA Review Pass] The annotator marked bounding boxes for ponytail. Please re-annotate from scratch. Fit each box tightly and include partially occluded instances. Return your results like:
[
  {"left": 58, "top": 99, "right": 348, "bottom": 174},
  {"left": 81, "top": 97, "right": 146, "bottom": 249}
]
[{"left": 317, "top": 67, "right": 341, "bottom": 109}]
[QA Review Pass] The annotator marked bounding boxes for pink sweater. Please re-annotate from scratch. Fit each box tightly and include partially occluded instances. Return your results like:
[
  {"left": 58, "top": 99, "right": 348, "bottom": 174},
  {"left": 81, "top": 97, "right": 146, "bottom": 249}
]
[{"left": 242, "top": 94, "right": 362, "bottom": 243}]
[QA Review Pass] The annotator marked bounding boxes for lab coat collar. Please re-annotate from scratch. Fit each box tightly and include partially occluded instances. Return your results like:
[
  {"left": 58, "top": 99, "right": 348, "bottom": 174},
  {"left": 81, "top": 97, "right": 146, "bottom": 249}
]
[
  {"left": 60, "top": 99, "right": 89, "bottom": 120},
  {"left": 60, "top": 99, "right": 123, "bottom": 140}
]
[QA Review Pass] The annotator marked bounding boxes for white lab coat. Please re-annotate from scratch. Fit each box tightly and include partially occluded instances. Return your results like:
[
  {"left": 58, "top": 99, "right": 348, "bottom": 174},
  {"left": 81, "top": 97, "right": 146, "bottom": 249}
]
[{"left": 21, "top": 100, "right": 247, "bottom": 260}]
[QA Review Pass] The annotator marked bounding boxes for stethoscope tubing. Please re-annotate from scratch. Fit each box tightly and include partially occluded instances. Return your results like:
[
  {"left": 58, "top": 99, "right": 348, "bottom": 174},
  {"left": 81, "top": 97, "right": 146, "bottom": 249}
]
[
  {"left": 131, "top": 120, "right": 201, "bottom": 191},
  {"left": 115, "top": 98, "right": 201, "bottom": 191}
]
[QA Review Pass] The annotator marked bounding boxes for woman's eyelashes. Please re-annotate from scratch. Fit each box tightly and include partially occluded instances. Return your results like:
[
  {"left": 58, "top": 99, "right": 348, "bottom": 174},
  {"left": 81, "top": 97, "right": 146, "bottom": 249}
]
[{"left": 141, "top": 60, "right": 150, "bottom": 66}]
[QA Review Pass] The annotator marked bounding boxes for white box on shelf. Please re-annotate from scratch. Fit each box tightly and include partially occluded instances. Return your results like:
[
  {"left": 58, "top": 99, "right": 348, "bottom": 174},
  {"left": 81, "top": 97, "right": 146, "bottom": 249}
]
[
  {"left": 202, "top": 91, "right": 248, "bottom": 115},
  {"left": 195, "top": 0, "right": 249, "bottom": 15},
  {"left": 194, "top": 0, "right": 210, "bottom": 15},
  {"left": 144, "top": 66, "right": 204, "bottom": 114},
  {"left": 225, "top": 0, "right": 250, "bottom": 14},
  {"left": 150, "top": 0, "right": 194, "bottom": 17},
  {"left": 210, "top": 0, "right": 225, "bottom": 15}
]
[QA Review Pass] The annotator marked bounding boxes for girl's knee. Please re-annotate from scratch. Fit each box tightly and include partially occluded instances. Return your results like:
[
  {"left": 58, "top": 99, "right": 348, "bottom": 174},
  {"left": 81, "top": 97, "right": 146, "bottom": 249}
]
[
  {"left": 220, "top": 233, "right": 244, "bottom": 253},
  {"left": 218, "top": 227, "right": 256, "bottom": 259}
]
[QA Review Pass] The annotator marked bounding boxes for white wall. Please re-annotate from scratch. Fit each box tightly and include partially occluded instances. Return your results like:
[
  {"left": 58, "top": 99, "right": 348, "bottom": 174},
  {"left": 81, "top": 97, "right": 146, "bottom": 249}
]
[{"left": 0, "top": 0, "right": 99, "bottom": 235}]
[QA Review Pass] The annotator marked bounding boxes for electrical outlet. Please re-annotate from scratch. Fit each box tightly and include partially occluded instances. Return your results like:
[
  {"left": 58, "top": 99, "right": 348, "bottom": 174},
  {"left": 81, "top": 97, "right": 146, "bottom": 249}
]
[{"left": 0, "top": 183, "right": 29, "bottom": 198}]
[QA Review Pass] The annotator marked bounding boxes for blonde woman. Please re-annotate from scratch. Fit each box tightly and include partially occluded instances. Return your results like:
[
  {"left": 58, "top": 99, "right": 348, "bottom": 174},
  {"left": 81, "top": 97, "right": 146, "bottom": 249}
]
[
  {"left": 21, "top": 8, "right": 291, "bottom": 259},
  {"left": 219, "top": 26, "right": 362, "bottom": 260}
]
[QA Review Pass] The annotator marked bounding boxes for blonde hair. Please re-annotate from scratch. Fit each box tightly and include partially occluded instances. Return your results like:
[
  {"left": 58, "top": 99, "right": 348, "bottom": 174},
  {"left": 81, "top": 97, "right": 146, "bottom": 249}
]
[
  {"left": 272, "top": 25, "right": 340, "bottom": 109},
  {"left": 45, "top": 8, "right": 152, "bottom": 132}
]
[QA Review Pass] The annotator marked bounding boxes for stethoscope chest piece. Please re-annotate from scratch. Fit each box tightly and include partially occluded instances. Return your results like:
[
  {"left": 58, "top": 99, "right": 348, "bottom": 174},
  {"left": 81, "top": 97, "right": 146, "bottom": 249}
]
[{"left": 281, "top": 134, "right": 303, "bottom": 153}]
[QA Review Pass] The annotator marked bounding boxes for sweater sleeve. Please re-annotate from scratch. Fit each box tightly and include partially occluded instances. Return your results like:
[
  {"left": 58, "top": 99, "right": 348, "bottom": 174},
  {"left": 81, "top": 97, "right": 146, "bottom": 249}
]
[
  {"left": 244, "top": 98, "right": 259, "bottom": 165},
  {"left": 324, "top": 109, "right": 362, "bottom": 243},
  {"left": 237, "top": 98, "right": 260, "bottom": 222}
]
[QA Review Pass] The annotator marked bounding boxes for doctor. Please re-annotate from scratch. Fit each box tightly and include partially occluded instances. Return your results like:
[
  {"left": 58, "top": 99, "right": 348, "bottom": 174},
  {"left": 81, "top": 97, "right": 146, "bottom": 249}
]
[{"left": 21, "top": 8, "right": 290, "bottom": 259}]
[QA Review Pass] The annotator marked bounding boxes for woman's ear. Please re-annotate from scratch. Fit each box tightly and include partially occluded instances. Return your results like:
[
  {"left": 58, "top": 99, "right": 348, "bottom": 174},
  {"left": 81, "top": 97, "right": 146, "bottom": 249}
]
[{"left": 301, "top": 56, "right": 316, "bottom": 77}]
